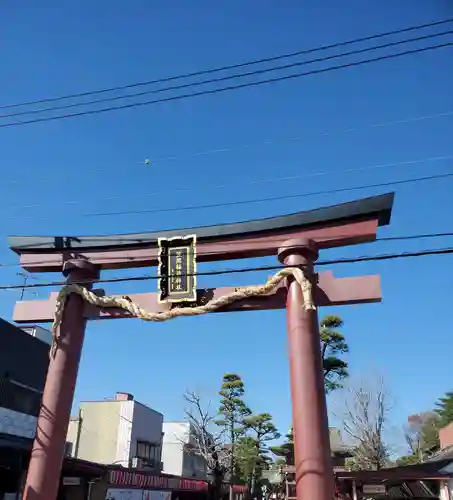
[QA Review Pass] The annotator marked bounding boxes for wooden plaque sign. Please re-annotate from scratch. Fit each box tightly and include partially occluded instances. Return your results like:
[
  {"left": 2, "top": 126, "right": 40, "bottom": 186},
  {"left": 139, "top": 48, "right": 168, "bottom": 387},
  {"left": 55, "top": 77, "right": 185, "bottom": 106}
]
[{"left": 158, "top": 234, "right": 197, "bottom": 303}]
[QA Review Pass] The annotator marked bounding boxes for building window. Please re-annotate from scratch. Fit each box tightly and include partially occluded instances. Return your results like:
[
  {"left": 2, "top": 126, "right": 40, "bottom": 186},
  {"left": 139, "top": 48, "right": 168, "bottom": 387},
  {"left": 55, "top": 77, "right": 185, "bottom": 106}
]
[
  {"left": 136, "top": 440, "right": 161, "bottom": 465},
  {"left": 0, "top": 377, "right": 42, "bottom": 416}
]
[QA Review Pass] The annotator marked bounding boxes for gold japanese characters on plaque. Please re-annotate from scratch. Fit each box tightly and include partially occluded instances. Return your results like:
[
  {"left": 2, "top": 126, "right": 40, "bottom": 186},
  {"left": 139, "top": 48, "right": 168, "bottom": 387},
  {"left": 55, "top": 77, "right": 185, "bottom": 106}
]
[{"left": 157, "top": 234, "right": 197, "bottom": 303}]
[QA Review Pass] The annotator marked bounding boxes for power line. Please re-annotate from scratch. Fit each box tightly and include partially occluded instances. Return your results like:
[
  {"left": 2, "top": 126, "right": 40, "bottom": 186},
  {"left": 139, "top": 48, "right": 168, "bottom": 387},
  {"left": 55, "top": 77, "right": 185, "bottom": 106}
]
[
  {"left": 150, "top": 110, "right": 453, "bottom": 163},
  {"left": 2, "top": 30, "right": 452, "bottom": 120},
  {"left": 378, "top": 232, "right": 453, "bottom": 242},
  {"left": 15, "top": 272, "right": 43, "bottom": 300},
  {"left": 2, "top": 17, "right": 452, "bottom": 110},
  {"left": 1, "top": 41, "right": 452, "bottom": 130},
  {"left": 1, "top": 246, "right": 452, "bottom": 291},
  {"left": 318, "top": 247, "right": 453, "bottom": 265},
  {"left": 79, "top": 170, "right": 453, "bottom": 219},
  {"left": 6, "top": 170, "right": 453, "bottom": 220},
  {"left": 1, "top": 111, "right": 452, "bottom": 187},
  {"left": 6, "top": 155, "right": 453, "bottom": 212}
]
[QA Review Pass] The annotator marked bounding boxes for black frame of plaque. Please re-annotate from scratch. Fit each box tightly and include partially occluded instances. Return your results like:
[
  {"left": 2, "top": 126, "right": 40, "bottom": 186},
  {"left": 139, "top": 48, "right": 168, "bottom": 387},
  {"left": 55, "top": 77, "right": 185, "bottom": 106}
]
[{"left": 157, "top": 234, "right": 197, "bottom": 303}]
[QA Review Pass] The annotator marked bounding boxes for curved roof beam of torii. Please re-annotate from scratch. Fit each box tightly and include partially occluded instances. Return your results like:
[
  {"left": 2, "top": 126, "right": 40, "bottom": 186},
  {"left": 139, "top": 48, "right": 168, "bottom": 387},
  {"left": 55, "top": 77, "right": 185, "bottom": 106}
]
[{"left": 8, "top": 192, "right": 394, "bottom": 272}]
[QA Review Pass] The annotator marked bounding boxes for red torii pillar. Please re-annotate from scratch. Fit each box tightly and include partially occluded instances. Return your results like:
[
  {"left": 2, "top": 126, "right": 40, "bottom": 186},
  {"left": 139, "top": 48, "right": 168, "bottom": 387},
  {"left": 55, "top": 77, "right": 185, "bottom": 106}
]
[
  {"left": 279, "top": 238, "right": 333, "bottom": 500},
  {"left": 10, "top": 193, "right": 393, "bottom": 500},
  {"left": 22, "top": 261, "right": 99, "bottom": 500}
]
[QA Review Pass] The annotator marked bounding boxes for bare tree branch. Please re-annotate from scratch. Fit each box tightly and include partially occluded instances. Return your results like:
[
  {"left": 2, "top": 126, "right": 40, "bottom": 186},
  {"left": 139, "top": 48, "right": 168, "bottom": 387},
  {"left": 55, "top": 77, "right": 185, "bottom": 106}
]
[
  {"left": 340, "top": 376, "right": 392, "bottom": 470},
  {"left": 183, "top": 391, "right": 232, "bottom": 473}
]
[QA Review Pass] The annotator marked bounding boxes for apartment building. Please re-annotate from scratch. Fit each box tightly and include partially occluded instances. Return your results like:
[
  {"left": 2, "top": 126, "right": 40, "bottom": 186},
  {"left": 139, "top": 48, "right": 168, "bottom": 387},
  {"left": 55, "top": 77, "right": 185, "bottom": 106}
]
[
  {"left": 162, "top": 422, "right": 207, "bottom": 480},
  {"left": 67, "top": 392, "right": 164, "bottom": 470},
  {"left": 0, "top": 319, "right": 50, "bottom": 497}
]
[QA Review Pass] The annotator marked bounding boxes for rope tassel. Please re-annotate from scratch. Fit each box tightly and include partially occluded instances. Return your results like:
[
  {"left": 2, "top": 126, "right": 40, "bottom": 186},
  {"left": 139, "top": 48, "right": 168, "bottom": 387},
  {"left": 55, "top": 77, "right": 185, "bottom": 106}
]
[{"left": 50, "top": 267, "right": 315, "bottom": 358}]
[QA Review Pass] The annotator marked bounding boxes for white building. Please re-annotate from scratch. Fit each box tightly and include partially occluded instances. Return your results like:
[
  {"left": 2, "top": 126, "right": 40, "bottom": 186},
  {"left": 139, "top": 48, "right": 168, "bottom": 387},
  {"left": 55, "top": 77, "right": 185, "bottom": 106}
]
[
  {"left": 67, "top": 392, "right": 164, "bottom": 470},
  {"left": 162, "top": 421, "right": 207, "bottom": 479}
]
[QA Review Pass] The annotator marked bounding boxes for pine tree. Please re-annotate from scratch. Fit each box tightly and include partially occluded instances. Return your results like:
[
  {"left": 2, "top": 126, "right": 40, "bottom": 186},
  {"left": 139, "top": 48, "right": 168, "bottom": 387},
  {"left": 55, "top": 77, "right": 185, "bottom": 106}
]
[
  {"left": 270, "top": 429, "right": 294, "bottom": 465},
  {"left": 235, "top": 436, "right": 262, "bottom": 484},
  {"left": 215, "top": 374, "right": 251, "bottom": 493},
  {"left": 435, "top": 391, "right": 453, "bottom": 428},
  {"left": 241, "top": 413, "right": 280, "bottom": 495},
  {"left": 320, "top": 315, "right": 349, "bottom": 393}
]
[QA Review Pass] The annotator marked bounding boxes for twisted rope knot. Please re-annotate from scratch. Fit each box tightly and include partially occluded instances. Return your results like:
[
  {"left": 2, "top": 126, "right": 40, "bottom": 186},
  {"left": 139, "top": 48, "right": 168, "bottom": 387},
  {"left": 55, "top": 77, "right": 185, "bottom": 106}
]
[{"left": 50, "top": 266, "right": 315, "bottom": 358}]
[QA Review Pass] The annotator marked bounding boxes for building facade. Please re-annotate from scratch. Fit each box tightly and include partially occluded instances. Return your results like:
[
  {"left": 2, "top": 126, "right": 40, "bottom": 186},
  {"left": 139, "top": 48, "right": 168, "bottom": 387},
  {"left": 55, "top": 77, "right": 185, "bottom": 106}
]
[
  {"left": 162, "top": 422, "right": 207, "bottom": 480},
  {"left": 20, "top": 325, "right": 52, "bottom": 346},
  {"left": 0, "top": 319, "right": 50, "bottom": 497},
  {"left": 0, "top": 320, "right": 49, "bottom": 440},
  {"left": 67, "top": 392, "right": 164, "bottom": 470}
]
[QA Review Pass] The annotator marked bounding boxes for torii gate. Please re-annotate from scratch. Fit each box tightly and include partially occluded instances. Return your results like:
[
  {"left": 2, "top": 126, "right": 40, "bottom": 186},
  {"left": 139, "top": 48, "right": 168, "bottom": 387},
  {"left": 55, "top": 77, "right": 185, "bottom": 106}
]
[{"left": 9, "top": 192, "right": 394, "bottom": 500}]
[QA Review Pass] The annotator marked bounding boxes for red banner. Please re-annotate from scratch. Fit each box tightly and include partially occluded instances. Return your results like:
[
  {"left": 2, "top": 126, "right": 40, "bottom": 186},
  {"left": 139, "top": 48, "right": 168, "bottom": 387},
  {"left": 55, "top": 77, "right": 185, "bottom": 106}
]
[{"left": 108, "top": 470, "right": 208, "bottom": 492}]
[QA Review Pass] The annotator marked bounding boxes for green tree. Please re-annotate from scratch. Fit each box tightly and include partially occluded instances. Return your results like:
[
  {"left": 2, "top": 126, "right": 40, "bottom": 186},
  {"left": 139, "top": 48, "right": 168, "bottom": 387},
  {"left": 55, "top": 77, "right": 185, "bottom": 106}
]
[
  {"left": 215, "top": 374, "right": 251, "bottom": 497},
  {"left": 321, "top": 315, "right": 349, "bottom": 393},
  {"left": 403, "top": 412, "right": 440, "bottom": 462},
  {"left": 435, "top": 392, "right": 453, "bottom": 428},
  {"left": 395, "top": 454, "right": 422, "bottom": 466},
  {"left": 241, "top": 413, "right": 280, "bottom": 495},
  {"left": 344, "top": 457, "right": 361, "bottom": 471},
  {"left": 397, "top": 395, "right": 453, "bottom": 466},
  {"left": 419, "top": 413, "right": 441, "bottom": 451},
  {"left": 216, "top": 373, "right": 250, "bottom": 437},
  {"left": 235, "top": 436, "right": 262, "bottom": 484},
  {"left": 270, "top": 429, "right": 294, "bottom": 465}
]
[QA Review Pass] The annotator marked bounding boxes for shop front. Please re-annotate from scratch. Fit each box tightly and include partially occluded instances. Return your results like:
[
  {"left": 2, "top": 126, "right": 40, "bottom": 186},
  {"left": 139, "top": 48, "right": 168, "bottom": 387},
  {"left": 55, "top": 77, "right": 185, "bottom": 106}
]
[{"left": 105, "top": 469, "right": 208, "bottom": 500}]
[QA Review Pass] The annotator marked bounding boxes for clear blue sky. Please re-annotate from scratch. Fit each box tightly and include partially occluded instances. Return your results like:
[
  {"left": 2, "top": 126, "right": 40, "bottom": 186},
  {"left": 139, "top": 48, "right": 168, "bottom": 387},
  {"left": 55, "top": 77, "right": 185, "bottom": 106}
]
[{"left": 1, "top": 1, "right": 452, "bottom": 454}]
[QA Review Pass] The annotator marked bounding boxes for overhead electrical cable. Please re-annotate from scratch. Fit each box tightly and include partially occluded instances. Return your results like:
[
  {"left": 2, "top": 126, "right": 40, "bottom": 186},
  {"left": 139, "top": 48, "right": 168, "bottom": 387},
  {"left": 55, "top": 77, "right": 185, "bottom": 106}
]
[
  {"left": 1, "top": 30, "right": 452, "bottom": 119},
  {"left": 2, "top": 17, "right": 452, "bottom": 110},
  {"left": 0, "top": 41, "right": 452, "bottom": 129},
  {"left": 77, "top": 171, "right": 453, "bottom": 219},
  {"left": 1, "top": 110, "right": 452, "bottom": 187},
  {"left": 151, "top": 110, "right": 453, "bottom": 163},
  {"left": 0, "top": 247, "right": 452, "bottom": 291},
  {"left": 6, "top": 170, "right": 453, "bottom": 221},
  {"left": 6, "top": 155, "right": 453, "bottom": 211}
]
